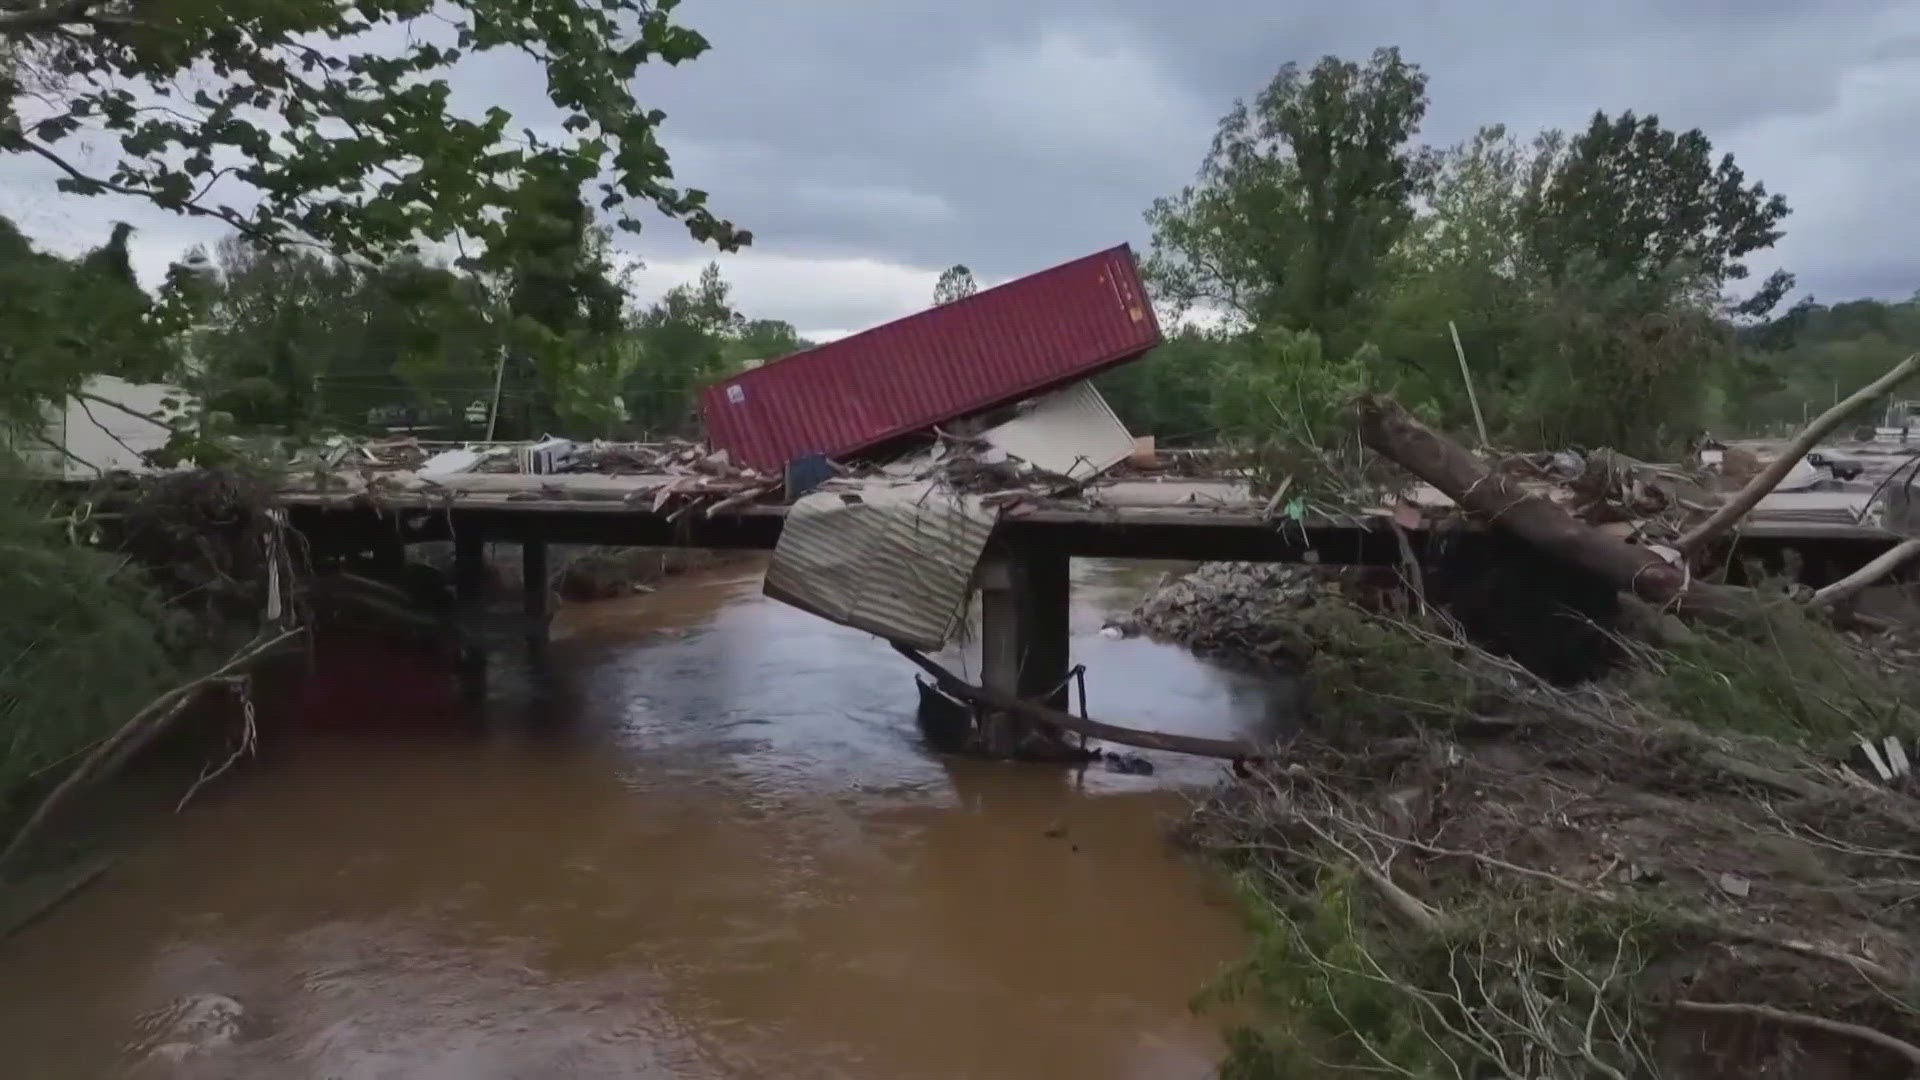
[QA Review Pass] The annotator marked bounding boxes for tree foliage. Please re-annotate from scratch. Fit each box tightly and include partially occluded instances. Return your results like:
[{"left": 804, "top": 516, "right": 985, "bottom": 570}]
[
  {"left": 1145, "top": 47, "right": 1434, "bottom": 348},
  {"left": 0, "top": 0, "right": 746, "bottom": 260},
  {"left": 1731, "top": 295, "right": 1920, "bottom": 432},
  {"left": 1524, "top": 110, "right": 1793, "bottom": 316},
  {"left": 0, "top": 216, "right": 179, "bottom": 437},
  {"left": 934, "top": 264, "right": 978, "bottom": 305},
  {"left": 0, "top": 473, "right": 181, "bottom": 811},
  {"left": 1139, "top": 53, "right": 1803, "bottom": 458}
]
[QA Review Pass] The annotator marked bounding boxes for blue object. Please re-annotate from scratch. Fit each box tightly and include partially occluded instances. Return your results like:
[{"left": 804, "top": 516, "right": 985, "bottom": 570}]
[{"left": 784, "top": 454, "right": 834, "bottom": 500}]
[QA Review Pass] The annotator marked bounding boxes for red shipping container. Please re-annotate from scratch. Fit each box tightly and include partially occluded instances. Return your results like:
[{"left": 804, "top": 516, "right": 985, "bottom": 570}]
[{"left": 701, "top": 244, "right": 1161, "bottom": 469}]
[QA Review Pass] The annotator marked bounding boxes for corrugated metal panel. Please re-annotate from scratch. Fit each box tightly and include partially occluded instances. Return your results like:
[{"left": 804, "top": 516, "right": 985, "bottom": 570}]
[
  {"left": 702, "top": 244, "right": 1160, "bottom": 468},
  {"left": 763, "top": 481, "right": 997, "bottom": 649},
  {"left": 981, "top": 382, "right": 1135, "bottom": 481}
]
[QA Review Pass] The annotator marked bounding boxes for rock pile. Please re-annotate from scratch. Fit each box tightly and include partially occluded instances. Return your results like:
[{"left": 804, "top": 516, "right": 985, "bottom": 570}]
[{"left": 1127, "top": 562, "right": 1318, "bottom": 662}]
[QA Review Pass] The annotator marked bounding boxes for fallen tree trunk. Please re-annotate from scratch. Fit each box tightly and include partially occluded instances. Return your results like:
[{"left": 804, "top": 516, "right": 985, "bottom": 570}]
[
  {"left": 891, "top": 643, "right": 1262, "bottom": 761},
  {"left": 1356, "top": 395, "right": 1743, "bottom": 615}
]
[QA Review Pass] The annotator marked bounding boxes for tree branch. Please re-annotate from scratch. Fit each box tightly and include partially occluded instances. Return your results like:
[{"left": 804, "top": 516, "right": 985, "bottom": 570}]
[
  {"left": 893, "top": 643, "right": 1263, "bottom": 760},
  {"left": 19, "top": 427, "right": 100, "bottom": 475},
  {"left": 73, "top": 395, "right": 154, "bottom": 467},
  {"left": 0, "top": 628, "right": 305, "bottom": 873},
  {"left": 1678, "top": 353, "right": 1920, "bottom": 553},
  {"left": 1810, "top": 538, "right": 1920, "bottom": 610},
  {"left": 1672, "top": 1000, "right": 1920, "bottom": 1067},
  {"left": 13, "top": 137, "right": 274, "bottom": 242},
  {"left": 75, "top": 389, "right": 172, "bottom": 429}
]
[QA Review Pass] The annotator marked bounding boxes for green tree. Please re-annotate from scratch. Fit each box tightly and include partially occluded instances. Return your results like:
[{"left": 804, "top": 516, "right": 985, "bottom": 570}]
[
  {"left": 724, "top": 319, "right": 812, "bottom": 369},
  {"left": 1510, "top": 263, "right": 1730, "bottom": 452},
  {"left": 623, "top": 262, "right": 741, "bottom": 435},
  {"left": 481, "top": 161, "right": 633, "bottom": 436},
  {"left": 190, "top": 239, "right": 354, "bottom": 429},
  {"left": 1144, "top": 47, "right": 1434, "bottom": 347},
  {"left": 934, "top": 264, "right": 978, "bottom": 305},
  {"left": 1731, "top": 297, "right": 1920, "bottom": 432},
  {"left": 0, "top": 0, "right": 746, "bottom": 260},
  {"left": 1095, "top": 329, "right": 1230, "bottom": 443},
  {"left": 1523, "top": 110, "right": 1792, "bottom": 316},
  {"left": 1366, "top": 127, "right": 1529, "bottom": 415},
  {"left": 0, "top": 215, "right": 176, "bottom": 442}
]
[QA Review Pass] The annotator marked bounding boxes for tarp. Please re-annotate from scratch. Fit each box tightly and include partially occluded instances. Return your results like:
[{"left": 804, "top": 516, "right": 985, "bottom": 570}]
[{"left": 764, "top": 481, "right": 997, "bottom": 649}]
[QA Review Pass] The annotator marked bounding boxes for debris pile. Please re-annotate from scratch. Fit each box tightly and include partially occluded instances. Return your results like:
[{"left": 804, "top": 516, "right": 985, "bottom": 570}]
[
  {"left": 1167, "top": 357, "right": 1920, "bottom": 1077},
  {"left": 1185, "top": 595, "right": 1920, "bottom": 1077}
]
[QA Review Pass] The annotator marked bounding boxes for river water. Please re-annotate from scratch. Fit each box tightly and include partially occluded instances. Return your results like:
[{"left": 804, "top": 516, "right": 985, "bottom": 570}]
[{"left": 0, "top": 559, "right": 1290, "bottom": 1079}]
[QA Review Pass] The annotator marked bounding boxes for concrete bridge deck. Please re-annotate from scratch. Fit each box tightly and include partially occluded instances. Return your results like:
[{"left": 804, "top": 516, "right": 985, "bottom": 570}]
[
  {"left": 280, "top": 467, "right": 1910, "bottom": 741},
  {"left": 279, "top": 473, "right": 1902, "bottom": 565}
]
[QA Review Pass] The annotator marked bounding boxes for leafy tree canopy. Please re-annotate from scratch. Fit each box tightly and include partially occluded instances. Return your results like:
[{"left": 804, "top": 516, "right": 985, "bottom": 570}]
[
  {"left": 0, "top": 0, "right": 746, "bottom": 260},
  {"left": 934, "top": 263, "right": 977, "bottom": 305},
  {"left": 1524, "top": 110, "right": 1792, "bottom": 316},
  {"left": 1145, "top": 46, "right": 1434, "bottom": 346},
  {"left": 0, "top": 216, "right": 179, "bottom": 431}
]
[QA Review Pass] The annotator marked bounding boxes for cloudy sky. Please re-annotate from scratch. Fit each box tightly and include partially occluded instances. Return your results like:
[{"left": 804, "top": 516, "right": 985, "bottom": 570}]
[{"left": 5, "top": 0, "right": 1919, "bottom": 340}]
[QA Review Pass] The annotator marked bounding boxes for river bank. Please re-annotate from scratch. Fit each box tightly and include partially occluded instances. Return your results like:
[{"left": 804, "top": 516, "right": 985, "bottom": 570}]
[{"left": 1131, "top": 560, "right": 1920, "bottom": 1078}]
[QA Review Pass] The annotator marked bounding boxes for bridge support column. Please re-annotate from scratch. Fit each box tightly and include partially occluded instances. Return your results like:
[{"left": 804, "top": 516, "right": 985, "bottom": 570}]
[
  {"left": 523, "top": 538, "right": 549, "bottom": 649},
  {"left": 454, "top": 528, "right": 486, "bottom": 603},
  {"left": 453, "top": 527, "right": 489, "bottom": 703},
  {"left": 977, "top": 545, "right": 1075, "bottom": 757}
]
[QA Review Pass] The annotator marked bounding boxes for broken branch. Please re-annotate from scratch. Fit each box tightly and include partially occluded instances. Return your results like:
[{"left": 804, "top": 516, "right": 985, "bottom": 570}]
[
  {"left": 0, "top": 628, "right": 305, "bottom": 874},
  {"left": 1678, "top": 352, "right": 1920, "bottom": 553},
  {"left": 1810, "top": 537, "right": 1920, "bottom": 610},
  {"left": 1673, "top": 1000, "right": 1920, "bottom": 1067}
]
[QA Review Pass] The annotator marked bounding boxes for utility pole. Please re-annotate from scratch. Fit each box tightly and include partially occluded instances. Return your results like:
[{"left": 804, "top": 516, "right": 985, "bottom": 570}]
[{"left": 485, "top": 346, "right": 508, "bottom": 441}]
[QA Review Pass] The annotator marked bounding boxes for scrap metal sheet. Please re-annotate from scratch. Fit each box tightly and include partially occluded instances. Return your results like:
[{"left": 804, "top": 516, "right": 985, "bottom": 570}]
[
  {"left": 764, "top": 481, "right": 997, "bottom": 649},
  {"left": 981, "top": 382, "right": 1135, "bottom": 481}
]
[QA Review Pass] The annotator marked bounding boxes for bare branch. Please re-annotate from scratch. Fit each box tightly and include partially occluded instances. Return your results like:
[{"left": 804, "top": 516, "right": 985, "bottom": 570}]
[
  {"left": 1811, "top": 538, "right": 1920, "bottom": 610},
  {"left": 0, "top": 628, "right": 305, "bottom": 871},
  {"left": 18, "top": 426, "right": 100, "bottom": 475},
  {"left": 1673, "top": 1000, "right": 1920, "bottom": 1067},
  {"left": 1679, "top": 352, "right": 1920, "bottom": 553},
  {"left": 73, "top": 395, "right": 152, "bottom": 466}
]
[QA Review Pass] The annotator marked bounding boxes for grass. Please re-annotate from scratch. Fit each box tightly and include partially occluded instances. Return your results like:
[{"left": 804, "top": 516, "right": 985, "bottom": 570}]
[
  {"left": 1622, "top": 599, "right": 1919, "bottom": 747},
  {"left": 0, "top": 471, "right": 180, "bottom": 830},
  {"left": 1202, "top": 861, "right": 1664, "bottom": 1079}
]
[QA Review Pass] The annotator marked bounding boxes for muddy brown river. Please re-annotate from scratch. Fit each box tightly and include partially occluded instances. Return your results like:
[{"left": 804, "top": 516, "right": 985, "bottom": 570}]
[{"left": 0, "top": 559, "right": 1288, "bottom": 1078}]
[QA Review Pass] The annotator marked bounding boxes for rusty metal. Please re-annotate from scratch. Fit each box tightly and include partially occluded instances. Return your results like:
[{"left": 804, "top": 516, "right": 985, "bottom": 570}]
[{"left": 700, "top": 245, "right": 1160, "bottom": 468}]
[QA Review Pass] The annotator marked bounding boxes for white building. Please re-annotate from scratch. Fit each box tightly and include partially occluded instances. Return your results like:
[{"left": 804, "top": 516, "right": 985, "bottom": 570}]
[{"left": 15, "top": 376, "right": 186, "bottom": 479}]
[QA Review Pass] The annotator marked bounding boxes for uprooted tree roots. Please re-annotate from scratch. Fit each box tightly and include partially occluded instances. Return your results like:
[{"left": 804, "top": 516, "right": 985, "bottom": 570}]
[{"left": 1184, "top": 592, "right": 1920, "bottom": 1079}]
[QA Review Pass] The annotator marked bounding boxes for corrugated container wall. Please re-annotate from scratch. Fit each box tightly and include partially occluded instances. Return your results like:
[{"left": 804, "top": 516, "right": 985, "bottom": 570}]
[{"left": 700, "top": 244, "right": 1161, "bottom": 468}]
